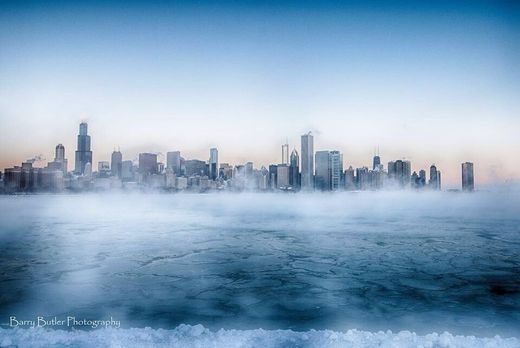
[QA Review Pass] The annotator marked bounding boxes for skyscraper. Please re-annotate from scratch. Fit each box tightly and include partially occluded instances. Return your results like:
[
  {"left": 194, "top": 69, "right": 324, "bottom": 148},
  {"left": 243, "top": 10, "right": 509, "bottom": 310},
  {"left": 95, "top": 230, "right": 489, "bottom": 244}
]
[
  {"left": 74, "top": 122, "right": 92, "bottom": 175},
  {"left": 373, "top": 154, "right": 381, "bottom": 170},
  {"left": 344, "top": 166, "right": 355, "bottom": 190},
  {"left": 184, "top": 159, "right": 207, "bottom": 177},
  {"left": 387, "top": 160, "right": 411, "bottom": 188},
  {"left": 166, "top": 151, "right": 181, "bottom": 175},
  {"left": 276, "top": 164, "right": 290, "bottom": 188},
  {"left": 429, "top": 165, "right": 440, "bottom": 190},
  {"left": 121, "top": 160, "right": 135, "bottom": 182},
  {"left": 301, "top": 132, "right": 314, "bottom": 190},
  {"left": 281, "top": 143, "right": 289, "bottom": 165},
  {"left": 315, "top": 150, "right": 331, "bottom": 191},
  {"left": 139, "top": 153, "right": 158, "bottom": 176},
  {"left": 289, "top": 149, "right": 300, "bottom": 189},
  {"left": 330, "top": 150, "right": 343, "bottom": 191},
  {"left": 209, "top": 148, "right": 218, "bottom": 180},
  {"left": 48, "top": 144, "right": 67, "bottom": 174},
  {"left": 55, "top": 144, "right": 65, "bottom": 162},
  {"left": 462, "top": 162, "right": 474, "bottom": 191},
  {"left": 111, "top": 150, "right": 123, "bottom": 178}
]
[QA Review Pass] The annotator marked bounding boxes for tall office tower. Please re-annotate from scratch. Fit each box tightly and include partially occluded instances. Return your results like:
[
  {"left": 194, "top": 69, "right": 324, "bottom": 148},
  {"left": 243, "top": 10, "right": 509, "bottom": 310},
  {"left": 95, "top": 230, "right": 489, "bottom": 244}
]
[
  {"left": 387, "top": 161, "right": 396, "bottom": 179},
  {"left": 402, "top": 160, "right": 411, "bottom": 187},
  {"left": 55, "top": 144, "right": 65, "bottom": 161},
  {"left": 388, "top": 160, "right": 411, "bottom": 187},
  {"left": 74, "top": 122, "right": 92, "bottom": 175},
  {"left": 330, "top": 150, "right": 343, "bottom": 190},
  {"left": 50, "top": 144, "right": 67, "bottom": 174},
  {"left": 121, "top": 160, "right": 135, "bottom": 182},
  {"left": 437, "top": 171, "right": 441, "bottom": 190},
  {"left": 281, "top": 143, "right": 289, "bottom": 165},
  {"left": 419, "top": 169, "right": 426, "bottom": 187},
  {"left": 356, "top": 167, "right": 369, "bottom": 190},
  {"left": 209, "top": 148, "right": 218, "bottom": 180},
  {"left": 289, "top": 149, "right": 300, "bottom": 189},
  {"left": 111, "top": 150, "right": 123, "bottom": 178},
  {"left": 166, "top": 151, "right": 182, "bottom": 175},
  {"left": 184, "top": 159, "right": 207, "bottom": 177},
  {"left": 258, "top": 167, "right": 270, "bottom": 190},
  {"left": 276, "top": 164, "right": 290, "bottom": 188},
  {"left": 462, "top": 162, "right": 474, "bottom": 191},
  {"left": 245, "top": 162, "right": 254, "bottom": 178},
  {"left": 411, "top": 171, "right": 420, "bottom": 188},
  {"left": 268, "top": 164, "right": 278, "bottom": 189},
  {"left": 301, "top": 132, "right": 314, "bottom": 190},
  {"left": 344, "top": 166, "right": 355, "bottom": 190},
  {"left": 429, "top": 165, "right": 441, "bottom": 190},
  {"left": 139, "top": 153, "right": 158, "bottom": 176},
  {"left": 373, "top": 154, "right": 381, "bottom": 170},
  {"left": 315, "top": 151, "right": 331, "bottom": 191}
]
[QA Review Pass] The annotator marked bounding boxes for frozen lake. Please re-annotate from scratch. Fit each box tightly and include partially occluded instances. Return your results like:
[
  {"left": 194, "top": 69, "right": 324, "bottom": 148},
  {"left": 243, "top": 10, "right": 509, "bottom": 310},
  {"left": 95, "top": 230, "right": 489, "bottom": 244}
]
[{"left": 0, "top": 191, "right": 519, "bottom": 344}]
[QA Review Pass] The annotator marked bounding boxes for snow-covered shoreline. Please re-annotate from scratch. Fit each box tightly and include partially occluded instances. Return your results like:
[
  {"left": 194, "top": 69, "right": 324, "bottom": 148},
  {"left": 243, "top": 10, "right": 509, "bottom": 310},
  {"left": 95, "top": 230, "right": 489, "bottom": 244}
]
[{"left": 1, "top": 324, "right": 519, "bottom": 348}]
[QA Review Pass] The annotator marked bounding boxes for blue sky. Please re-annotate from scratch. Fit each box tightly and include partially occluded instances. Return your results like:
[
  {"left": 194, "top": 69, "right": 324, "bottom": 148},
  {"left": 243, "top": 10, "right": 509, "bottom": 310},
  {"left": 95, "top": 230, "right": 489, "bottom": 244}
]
[{"left": 1, "top": 0, "right": 519, "bottom": 186}]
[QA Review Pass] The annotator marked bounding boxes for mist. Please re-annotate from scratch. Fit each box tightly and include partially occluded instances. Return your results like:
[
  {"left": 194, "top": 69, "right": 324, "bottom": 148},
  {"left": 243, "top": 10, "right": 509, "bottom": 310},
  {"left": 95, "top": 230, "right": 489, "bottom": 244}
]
[{"left": 0, "top": 191, "right": 519, "bottom": 339}]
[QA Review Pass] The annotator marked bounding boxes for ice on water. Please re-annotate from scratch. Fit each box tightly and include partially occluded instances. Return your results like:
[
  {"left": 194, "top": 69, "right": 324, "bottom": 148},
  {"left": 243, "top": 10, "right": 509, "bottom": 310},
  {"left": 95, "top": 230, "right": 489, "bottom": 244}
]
[{"left": 0, "top": 190, "right": 519, "bottom": 346}]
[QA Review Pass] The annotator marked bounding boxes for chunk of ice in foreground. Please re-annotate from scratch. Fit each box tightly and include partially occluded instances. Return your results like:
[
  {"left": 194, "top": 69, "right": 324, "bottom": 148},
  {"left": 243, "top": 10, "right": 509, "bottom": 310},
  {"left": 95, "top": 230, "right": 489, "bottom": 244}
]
[{"left": 1, "top": 325, "right": 519, "bottom": 348}]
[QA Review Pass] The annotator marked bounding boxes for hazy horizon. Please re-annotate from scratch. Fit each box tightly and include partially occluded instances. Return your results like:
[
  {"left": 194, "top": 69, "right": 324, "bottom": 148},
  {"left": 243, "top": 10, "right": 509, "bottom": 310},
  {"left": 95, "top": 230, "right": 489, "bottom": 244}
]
[{"left": 1, "top": 0, "right": 519, "bottom": 187}]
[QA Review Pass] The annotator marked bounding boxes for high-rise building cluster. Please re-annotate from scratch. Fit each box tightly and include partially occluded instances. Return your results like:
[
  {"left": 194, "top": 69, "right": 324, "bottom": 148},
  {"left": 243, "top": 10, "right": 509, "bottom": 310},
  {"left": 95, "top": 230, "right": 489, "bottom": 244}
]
[{"left": 1, "top": 122, "right": 476, "bottom": 193}]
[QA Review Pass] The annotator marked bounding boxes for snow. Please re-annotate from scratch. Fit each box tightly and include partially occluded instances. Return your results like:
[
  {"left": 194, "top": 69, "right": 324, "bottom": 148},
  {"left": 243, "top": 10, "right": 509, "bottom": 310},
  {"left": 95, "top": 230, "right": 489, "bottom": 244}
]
[{"left": 0, "top": 325, "right": 518, "bottom": 348}]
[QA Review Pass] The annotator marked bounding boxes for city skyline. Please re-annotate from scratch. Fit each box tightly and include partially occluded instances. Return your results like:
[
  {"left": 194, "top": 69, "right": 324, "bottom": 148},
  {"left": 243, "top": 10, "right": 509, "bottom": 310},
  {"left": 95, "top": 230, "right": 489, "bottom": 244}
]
[
  {"left": 1, "top": 1, "right": 519, "bottom": 186},
  {"left": 2, "top": 121, "right": 479, "bottom": 192}
]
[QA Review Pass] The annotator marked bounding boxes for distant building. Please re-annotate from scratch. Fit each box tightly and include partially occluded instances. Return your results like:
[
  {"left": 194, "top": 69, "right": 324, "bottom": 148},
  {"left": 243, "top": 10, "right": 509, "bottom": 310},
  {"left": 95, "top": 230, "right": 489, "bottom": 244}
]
[
  {"left": 268, "top": 164, "right": 278, "bottom": 189},
  {"left": 356, "top": 167, "right": 370, "bottom": 190},
  {"left": 276, "top": 164, "right": 290, "bottom": 189},
  {"left": 462, "top": 162, "right": 474, "bottom": 191},
  {"left": 121, "top": 160, "right": 135, "bottom": 182},
  {"left": 315, "top": 151, "right": 331, "bottom": 191},
  {"left": 429, "top": 165, "right": 441, "bottom": 190},
  {"left": 281, "top": 143, "right": 289, "bottom": 165},
  {"left": 373, "top": 154, "right": 381, "bottom": 170},
  {"left": 176, "top": 176, "right": 188, "bottom": 190},
  {"left": 419, "top": 170, "right": 426, "bottom": 187},
  {"left": 219, "top": 163, "right": 233, "bottom": 180},
  {"left": 185, "top": 159, "right": 207, "bottom": 177},
  {"left": 74, "top": 122, "right": 93, "bottom": 175},
  {"left": 166, "top": 151, "right": 182, "bottom": 175},
  {"left": 344, "top": 166, "right": 355, "bottom": 190},
  {"left": 258, "top": 167, "right": 269, "bottom": 190},
  {"left": 301, "top": 132, "right": 314, "bottom": 190},
  {"left": 139, "top": 153, "right": 158, "bottom": 176},
  {"left": 330, "top": 151, "right": 343, "bottom": 191},
  {"left": 245, "top": 162, "right": 254, "bottom": 178},
  {"left": 289, "top": 149, "right": 300, "bottom": 189},
  {"left": 111, "top": 150, "right": 123, "bottom": 178},
  {"left": 98, "top": 161, "right": 110, "bottom": 177},
  {"left": 387, "top": 160, "right": 411, "bottom": 188},
  {"left": 209, "top": 148, "right": 218, "bottom": 180},
  {"left": 47, "top": 144, "right": 68, "bottom": 175}
]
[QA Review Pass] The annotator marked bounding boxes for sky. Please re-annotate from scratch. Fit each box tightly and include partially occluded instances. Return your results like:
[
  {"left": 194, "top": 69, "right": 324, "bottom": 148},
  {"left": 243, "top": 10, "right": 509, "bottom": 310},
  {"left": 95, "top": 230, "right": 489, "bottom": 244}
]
[{"left": 0, "top": 0, "right": 519, "bottom": 187}]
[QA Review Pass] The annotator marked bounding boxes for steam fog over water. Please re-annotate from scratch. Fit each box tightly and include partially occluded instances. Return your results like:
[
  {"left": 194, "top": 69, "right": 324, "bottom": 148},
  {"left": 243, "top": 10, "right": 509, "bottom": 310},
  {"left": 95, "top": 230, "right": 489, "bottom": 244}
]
[{"left": 0, "top": 191, "right": 519, "bottom": 343}]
